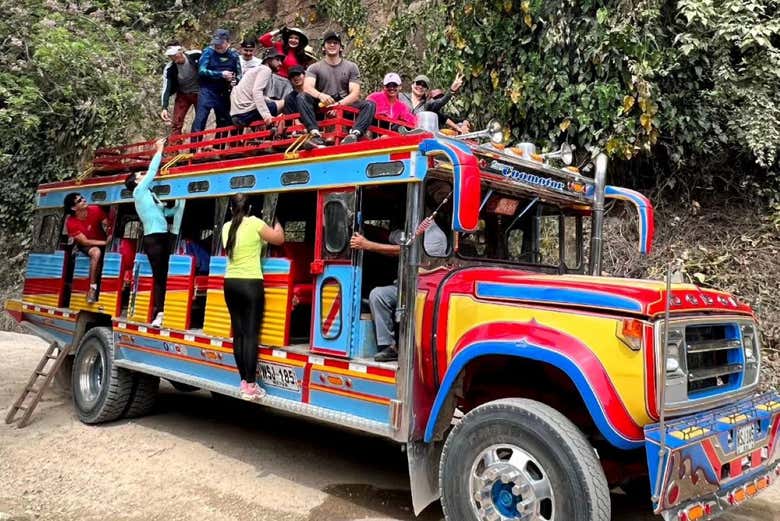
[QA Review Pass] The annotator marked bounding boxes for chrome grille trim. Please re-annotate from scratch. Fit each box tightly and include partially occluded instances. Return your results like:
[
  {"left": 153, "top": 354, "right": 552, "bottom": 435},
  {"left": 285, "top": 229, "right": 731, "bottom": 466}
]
[{"left": 654, "top": 315, "right": 761, "bottom": 415}]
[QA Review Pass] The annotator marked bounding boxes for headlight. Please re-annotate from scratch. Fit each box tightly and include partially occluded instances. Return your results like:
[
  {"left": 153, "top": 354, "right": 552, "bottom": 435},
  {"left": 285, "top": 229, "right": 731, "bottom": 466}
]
[{"left": 741, "top": 323, "right": 761, "bottom": 385}]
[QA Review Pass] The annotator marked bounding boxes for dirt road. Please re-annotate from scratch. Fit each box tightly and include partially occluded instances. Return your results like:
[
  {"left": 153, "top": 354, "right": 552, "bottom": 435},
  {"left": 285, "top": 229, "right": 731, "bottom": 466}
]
[{"left": 1, "top": 332, "right": 778, "bottom": 521}]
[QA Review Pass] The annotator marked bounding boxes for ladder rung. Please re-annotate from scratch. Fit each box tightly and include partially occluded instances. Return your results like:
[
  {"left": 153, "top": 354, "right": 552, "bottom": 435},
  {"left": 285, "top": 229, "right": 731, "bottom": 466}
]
[
  {"left": 26, "top": 386, "right": 40, "bottom": 393},
  {"left": 16, "top": 405, "right": 28, "bottom": 411},
  {"left": 35, "top": 371, "right": 49, "bottom": 377}
]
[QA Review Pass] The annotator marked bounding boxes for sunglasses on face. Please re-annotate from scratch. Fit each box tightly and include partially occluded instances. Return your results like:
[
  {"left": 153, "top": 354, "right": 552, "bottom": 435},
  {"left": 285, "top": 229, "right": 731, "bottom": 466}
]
[
  {"left": 385, "top": 83, "right": 399, "bottom": 89},
  {"left": 75, "top": 196, "right": 86, "bottom": 203},
  {"left": 414, "top": 81, "right": 428, "bottom": 89}
]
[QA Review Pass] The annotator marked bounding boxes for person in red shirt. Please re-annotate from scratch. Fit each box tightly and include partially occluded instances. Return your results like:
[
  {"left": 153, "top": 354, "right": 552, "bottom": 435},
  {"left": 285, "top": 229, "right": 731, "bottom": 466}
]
[
  {"left": 64, "top": 193, "right": 108, "bottom": 303},
  {"left": 257, "top": 26, "right": 308, "bottom": 78}
]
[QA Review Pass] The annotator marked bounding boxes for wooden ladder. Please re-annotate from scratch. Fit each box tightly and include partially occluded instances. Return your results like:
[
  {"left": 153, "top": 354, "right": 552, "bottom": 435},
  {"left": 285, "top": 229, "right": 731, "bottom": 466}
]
[{"left": 4, "top": 342, "right": 70, "bottom": 428}]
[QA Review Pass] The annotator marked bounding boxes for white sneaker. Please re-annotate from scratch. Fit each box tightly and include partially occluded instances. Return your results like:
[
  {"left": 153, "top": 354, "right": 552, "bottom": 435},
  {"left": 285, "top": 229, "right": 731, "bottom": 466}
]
[{"left": 151, "top": 312, "right": 164, "bottom": 328}]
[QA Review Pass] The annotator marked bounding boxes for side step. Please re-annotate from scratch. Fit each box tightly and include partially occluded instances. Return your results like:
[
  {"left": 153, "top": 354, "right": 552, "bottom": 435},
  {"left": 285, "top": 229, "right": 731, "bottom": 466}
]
[
  {"left": 5, "top": 342, "right": 70, "bottom": 428},
  {"left": 113, "top": 358, "right": 397, "bottom": 438}
]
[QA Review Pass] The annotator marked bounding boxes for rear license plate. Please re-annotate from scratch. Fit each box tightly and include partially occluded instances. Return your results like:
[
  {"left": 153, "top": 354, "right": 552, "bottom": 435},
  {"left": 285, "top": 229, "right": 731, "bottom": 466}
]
[
  {"left": 735, "top": 422, "right": 757, "bottom": 455},
  {"left": 259, "top": 362, "right": 299, "bottom": 391}
]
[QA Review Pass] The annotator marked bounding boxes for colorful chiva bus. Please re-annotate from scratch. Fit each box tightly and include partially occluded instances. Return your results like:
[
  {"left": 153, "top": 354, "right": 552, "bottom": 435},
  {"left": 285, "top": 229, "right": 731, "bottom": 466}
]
[{"left": 6, "top": 109, "right": 779, "bottom": 521}]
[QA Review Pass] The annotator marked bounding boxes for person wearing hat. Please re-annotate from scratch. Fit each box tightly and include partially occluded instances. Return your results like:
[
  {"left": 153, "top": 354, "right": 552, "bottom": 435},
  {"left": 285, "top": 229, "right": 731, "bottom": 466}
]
[
  {"left": 160, "top": 41, "right": 201, "bottom": 135},
  {"left": 300, "top": 30, "right": 376, "bottom": 147},
  {"left": 238, "top": 38, "right": 262, "bottom": 75},
  {"left": 258, "top": 26, "right": 309, "bottom": 78},
  {"left": 192, "top": 29, "right": 242, "bottom": 133},
  {"left": 399, "top": 71, "right": 464, "bottom": 116},
  {"left": 229, "top": 48, "right": 280, "bottom": 129},
  {"left": 367, "top": 72, "right": 417, "bottom": 128}
]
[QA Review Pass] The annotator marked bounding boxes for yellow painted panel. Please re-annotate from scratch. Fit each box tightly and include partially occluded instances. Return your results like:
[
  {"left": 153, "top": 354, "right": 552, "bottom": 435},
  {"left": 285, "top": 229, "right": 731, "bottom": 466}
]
[
  {"left": 163, "top": 291, "right": 190, "bottom": 330},
  {"left": 260, "top": 286, "right": 289, "bottom": 347},
  {"left": 446, "top": 295, "right": 650, "bottom": 425},
  {"left": 204, "top": 289, "right": 231, "bottom": 338},
  {"left": 98, "top": 292, "right": 120, "bottom": 318},
  {"left": 130, "top": 291, "right": 152, "bottom": 323},
  {"left": 23, "top": 294, "right": 60, "bottom": 308}
]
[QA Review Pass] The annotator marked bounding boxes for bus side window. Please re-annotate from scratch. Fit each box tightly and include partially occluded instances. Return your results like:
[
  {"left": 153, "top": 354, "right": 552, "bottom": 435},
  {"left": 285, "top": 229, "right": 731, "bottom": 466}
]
[{"left": 31, "top": 211, "right": 63, "bottom": 254}]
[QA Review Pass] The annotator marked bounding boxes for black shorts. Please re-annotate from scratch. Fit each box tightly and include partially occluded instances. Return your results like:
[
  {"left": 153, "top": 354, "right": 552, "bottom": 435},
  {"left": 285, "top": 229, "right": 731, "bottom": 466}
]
[{"left": 76, "top": 244, "right": 104, "bottom": 257}]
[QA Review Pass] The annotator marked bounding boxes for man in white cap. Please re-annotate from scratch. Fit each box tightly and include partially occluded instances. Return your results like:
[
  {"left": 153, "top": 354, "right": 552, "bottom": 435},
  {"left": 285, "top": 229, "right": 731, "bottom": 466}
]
[
  {"left": 399, "top": 72, "right": 464, "bottom": 116},
  {"left": 160, "top": 41, "right": 201, "bottom": 135}
]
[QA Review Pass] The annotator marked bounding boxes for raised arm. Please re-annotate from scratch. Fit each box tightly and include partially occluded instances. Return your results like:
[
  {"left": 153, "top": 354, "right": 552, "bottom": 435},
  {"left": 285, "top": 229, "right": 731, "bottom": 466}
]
[
  {"left": 137, "top": 138, "right": 166, "bottom": 192},
  {"left": 260, "top": 221, "right": 285, "bottom": 246}
]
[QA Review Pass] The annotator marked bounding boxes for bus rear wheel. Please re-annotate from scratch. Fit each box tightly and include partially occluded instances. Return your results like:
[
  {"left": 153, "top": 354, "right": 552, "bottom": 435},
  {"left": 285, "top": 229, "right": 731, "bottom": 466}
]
[{"left": 439, "top": 398, "right": 610, "bottom": 521}]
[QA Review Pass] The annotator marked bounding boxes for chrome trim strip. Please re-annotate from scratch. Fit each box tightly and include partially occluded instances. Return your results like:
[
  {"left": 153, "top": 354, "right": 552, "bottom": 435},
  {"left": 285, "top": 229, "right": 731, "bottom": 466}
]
[{"left": 113, "top": 358, "right": 396, "bottom": 438}]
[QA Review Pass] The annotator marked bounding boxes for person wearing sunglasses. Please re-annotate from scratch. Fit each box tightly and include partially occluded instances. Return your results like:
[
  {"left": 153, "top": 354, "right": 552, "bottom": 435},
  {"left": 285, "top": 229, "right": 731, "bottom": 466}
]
[
  {"left": 399, "top": 72, "right": 464, "bottom": 117},
  {"left": 366, "top": 72, "right": 417, "bottom": 130},
  {"left": 63, "top": 193, "right": 109, "bottom": 303}
]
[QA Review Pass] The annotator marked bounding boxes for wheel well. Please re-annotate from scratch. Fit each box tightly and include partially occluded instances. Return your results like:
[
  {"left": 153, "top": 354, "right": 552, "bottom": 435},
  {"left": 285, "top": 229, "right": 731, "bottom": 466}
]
[
  {"left": 72, "top": 311, "right": 112, "bottom": 351},
  {"left": 431, "top": 355, "right": 599, "bottom": 444}
]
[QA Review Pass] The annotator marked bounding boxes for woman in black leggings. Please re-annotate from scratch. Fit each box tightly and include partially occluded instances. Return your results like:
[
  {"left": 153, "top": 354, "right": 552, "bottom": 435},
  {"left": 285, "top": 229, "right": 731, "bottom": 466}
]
[
  {"left": 125, "top": 138, "right": 185, "bottom": 327},
  {"left": 221, "top": 194, "right": 284, "bottom": 399}
]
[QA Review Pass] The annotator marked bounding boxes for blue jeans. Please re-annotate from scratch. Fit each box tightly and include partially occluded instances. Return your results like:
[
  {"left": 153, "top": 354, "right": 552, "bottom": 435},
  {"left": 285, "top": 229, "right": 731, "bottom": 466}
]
[
  {"left": 191, "top": 87, "right": 232, "bottom": 133},
  {"left": 230, "top": 102, "right": 279, "bottom": 127}
]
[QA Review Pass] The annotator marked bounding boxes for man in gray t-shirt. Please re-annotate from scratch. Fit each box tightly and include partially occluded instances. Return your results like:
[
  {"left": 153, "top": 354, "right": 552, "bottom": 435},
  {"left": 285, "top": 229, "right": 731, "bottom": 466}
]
[{"left": 298, "top": 30, "right": 375, "bottom": 147}]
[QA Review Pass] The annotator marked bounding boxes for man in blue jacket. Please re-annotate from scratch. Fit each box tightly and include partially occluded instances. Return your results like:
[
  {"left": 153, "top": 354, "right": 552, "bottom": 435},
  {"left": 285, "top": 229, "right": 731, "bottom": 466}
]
[{"left": 192, "top": 29, "right": 242, "bottom": 134}]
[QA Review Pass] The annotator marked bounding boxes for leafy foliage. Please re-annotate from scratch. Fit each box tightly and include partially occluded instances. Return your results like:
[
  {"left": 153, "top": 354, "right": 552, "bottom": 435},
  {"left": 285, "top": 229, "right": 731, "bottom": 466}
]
[
  {"left": 324, "top": 0, "right": 779, "bottom": 200},
  {"left": 0, "top": 0, "right": 164, "bottom": 237}
]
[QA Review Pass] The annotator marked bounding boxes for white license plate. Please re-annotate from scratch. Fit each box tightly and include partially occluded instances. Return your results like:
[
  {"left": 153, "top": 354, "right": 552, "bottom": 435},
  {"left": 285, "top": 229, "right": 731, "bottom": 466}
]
[
  {"left": 259, "top": 362, "right": 299, "bottom": 391},
  {"left": 735, "top": 423, "right": 757, "bottom": 455}
]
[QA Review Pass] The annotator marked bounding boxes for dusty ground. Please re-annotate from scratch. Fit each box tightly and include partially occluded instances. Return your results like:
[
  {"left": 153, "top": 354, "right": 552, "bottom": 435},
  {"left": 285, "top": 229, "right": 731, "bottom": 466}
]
[{"left": 1, "top": 332, "right": 778, "bottom": 521}]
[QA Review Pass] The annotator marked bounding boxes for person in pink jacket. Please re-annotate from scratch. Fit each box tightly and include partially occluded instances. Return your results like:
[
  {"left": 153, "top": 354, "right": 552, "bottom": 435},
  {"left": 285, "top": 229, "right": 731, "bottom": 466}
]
[
  {"left": 367, "top": 73, "right": 417, "bottom": 129},
  {"left": 257, "top": 27, "right": 309, "bottom": 78}
]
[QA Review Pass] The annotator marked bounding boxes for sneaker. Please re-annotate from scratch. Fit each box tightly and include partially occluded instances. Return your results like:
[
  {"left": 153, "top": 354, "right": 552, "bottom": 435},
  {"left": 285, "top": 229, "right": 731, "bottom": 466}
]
[
  {"left": 303, "top": 134, "right": 326, "bottom": 150},
  {"left": 341, "top": 132, "right": 359, "bottom": 145},
  {"left": 242, "top": 382, "right": 266, "bottom": 401},
  {"left": 151, "top": 312, "right": 164, "bottom": 328},
  {"left": 87, "top": 287, "right": 98, "bottom": 304},
  {"left": 374, "top": 345, "right": 398, "bottom": 362}
]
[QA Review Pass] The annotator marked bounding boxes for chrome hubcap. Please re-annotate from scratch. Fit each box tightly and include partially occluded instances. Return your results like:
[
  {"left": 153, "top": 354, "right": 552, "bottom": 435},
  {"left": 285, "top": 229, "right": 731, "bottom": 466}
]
[
  {"left": 469, "top": 444, "right": 555, "bottom": 520},
  {"left": 77, "top": 342, "right": 105, "bottom": 409}
]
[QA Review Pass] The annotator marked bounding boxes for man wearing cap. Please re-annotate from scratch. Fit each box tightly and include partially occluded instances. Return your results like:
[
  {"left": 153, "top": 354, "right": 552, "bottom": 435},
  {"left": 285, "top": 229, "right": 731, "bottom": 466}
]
[
  {"left": 238, "top": 39, "right": 262, "bottom": 75},
  {"left": 160, "top": 41, "right": 201, "bottom": 135},
  {"left": 192, "top": 29, "right": 242, "bottom": 133},
  {"left": 281, "top": 65, "right": 306, "bottom": 127},
  {"left": 263, "top": 49, "right": 293, "bottom": 113},
  {"left": 400, "top": 72, "right": 464, "bottom": 116},
  {"left": 229, "top": 48, "right": 280, "bottom": 128},
  {"left": 367, "top": 72, "right": 417, "bottom": 128},
  {"left": 300, "top": 30, "right": 375, "bottom": 146}
]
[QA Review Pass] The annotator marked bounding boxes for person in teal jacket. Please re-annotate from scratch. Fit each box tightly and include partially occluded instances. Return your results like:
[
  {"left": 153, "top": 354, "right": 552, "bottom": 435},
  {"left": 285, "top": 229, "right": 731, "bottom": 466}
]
[{"left": 124, "top": 138, "right": 185, "bottom": 327}]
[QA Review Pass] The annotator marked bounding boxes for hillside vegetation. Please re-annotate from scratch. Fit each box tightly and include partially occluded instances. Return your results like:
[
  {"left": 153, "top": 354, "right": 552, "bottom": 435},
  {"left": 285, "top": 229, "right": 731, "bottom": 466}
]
[{"left": 1, "top": 0, "right": 778, "bottom": 381}]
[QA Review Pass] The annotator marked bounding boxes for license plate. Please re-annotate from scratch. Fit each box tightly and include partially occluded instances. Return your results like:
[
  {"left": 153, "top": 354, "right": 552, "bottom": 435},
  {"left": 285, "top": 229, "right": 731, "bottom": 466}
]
[
  {"left": 259, "top": 362, "right": 299, "bottom": 391},
  {"left": 735, "top": 422, "right": 757, "bottom": 455}
]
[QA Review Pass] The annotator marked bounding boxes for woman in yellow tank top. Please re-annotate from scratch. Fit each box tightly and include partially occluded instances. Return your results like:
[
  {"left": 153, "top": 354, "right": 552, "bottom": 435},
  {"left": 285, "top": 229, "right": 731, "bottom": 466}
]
[{"left": 221, "top": 193, "right": 284, "bottom": 399}]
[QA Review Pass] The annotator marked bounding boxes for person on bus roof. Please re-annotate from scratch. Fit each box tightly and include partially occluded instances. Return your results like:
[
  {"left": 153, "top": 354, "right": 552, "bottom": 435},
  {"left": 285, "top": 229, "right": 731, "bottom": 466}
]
[
  {"left": 366, "top": 73, "right": 417, "bottom": 129},
  {"left": 192, "top": 29, "right": 241, "bottom": 133},
  {"left": 160, "top": 41, "right": 201, "bottom": 136},
  {"left": 399, "top": 72, "right": 463, "bottom": 116},
  {"left": 257, "top": 26, "right": 309, "bottom": 78},
  {"left": 63, "top": 193, "right": 108, "bottom": 304},
  {"left": 300, "top": 30, "right": 376, "bottom": 147},
  {"left": 124, "top": 138, "right": 185, "bottom": 328},
  {"left": 221, "top": 193, "right": 285, "bottom": 400},
  {"left": 238, "top": 38, "right": 262, "bottom": 75}
]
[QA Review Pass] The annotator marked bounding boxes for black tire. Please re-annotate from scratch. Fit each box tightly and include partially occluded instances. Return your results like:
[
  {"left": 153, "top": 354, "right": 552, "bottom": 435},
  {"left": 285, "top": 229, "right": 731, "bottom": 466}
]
[
  {"left": 124, "top": 373, "right": 160, "bottom": 418},
  {"left": 169, "top": 381, "right": 199, "bottom": 393},
  {"left": 439, "top": 398, "right": 610, "bottom": 521},
  {"left": 71, "top": 327, "right": 133, "bottom": 424}
]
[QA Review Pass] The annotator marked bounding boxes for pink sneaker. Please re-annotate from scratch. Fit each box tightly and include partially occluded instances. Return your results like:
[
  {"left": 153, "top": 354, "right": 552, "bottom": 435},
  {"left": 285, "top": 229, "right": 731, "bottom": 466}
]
[
  {"left": 245, "top": 382, "right": 266, "bottom": 400},
  {"left": 239, "top": 380, "right": 249, "bottom": 396}
]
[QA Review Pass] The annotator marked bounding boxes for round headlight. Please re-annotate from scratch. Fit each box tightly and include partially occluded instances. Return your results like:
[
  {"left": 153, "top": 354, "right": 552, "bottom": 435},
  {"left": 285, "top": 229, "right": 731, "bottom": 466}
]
[{"left": 560, "top": 143, "right": 573, "bottom": 165}]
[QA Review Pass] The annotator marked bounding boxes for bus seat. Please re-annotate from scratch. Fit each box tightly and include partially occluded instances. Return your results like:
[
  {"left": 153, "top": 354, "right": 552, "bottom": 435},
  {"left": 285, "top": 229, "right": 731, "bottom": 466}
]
[{"left": 281, "top": 242, "right": 313, "bottom": 307}]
